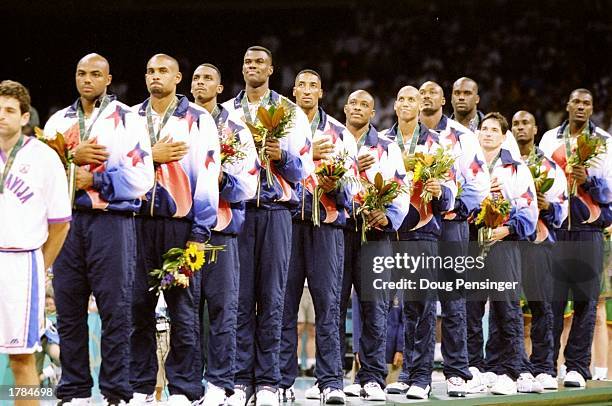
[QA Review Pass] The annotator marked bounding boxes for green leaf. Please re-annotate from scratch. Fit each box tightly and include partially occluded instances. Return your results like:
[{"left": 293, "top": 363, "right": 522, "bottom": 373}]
[
  {"left": 539, "top": 178, "right": 554, "bottom": 194},
  {"left": 162, "top": 259, "right": 180, "bottom": 271},
  {"left": 163, "top": 248, "right": 184, "bottom": 260}
]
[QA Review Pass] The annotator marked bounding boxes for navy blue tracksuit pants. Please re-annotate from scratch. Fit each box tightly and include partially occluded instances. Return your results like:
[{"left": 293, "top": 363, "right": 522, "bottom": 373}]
[
  {"left": 340, "top": 228, "right": 390, "bottom": 388},
  {"left": 551, "top": 229, "right": 603, "bottom": 379},
  {"left": 54, "top": 211, "right": 135, "bottom": 402},
  {"left": 521, "top": 242, "right": 555, "bottom": 376},
  {"left": 197, "top": 232, "right": 239, "bottom": 393},
  {"left": 235, "top": 207, "right": 292, "bottom": 389},
  {"left": 397, "top": 239, "right": 437, "bottom": 389},
  {"left": 130, "top": 217, "right": 202, "bottom": 400},
  {"left": 466, "top": 241, "right": 524, "bottom": 380},
  {"left": 438, "top": 220, "right": 473, "bottom": 381},
  {"left": 279, "top": 222, "right": 344, "bottom": 391}
]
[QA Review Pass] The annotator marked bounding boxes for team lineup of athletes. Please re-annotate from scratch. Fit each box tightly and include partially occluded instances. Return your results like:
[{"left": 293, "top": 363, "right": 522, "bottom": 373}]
[{"left": 0, "top": 44, "right": 610, "bottom": 406}]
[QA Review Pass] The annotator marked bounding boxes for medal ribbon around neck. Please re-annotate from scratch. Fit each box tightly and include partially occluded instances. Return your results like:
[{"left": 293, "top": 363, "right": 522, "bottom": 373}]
[
  {"left": 241, "top": 90, "right": 271, "bottom": 124},
  {"left": 397, "top": 123, "right": 420, "bottom": 154},
  {"left": 488, "top": 153, "right": 501, "bottom": 176},
  {"left": 77, "top": 95, "right": 111, "bottom": 141},
  {"left": 310, "top": 109, "right": 321, "bottom": 138},
  {"left": 146, "top": 97, "right": 179, "bottom": 145},
  {"left": 0, "top": 134, "right": 25, "bottom": 194}
]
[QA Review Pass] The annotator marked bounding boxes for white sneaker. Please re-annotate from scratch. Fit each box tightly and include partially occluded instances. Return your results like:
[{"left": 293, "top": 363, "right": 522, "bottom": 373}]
[
  {"left": 466, "top": 367, "right": 487, "bottom": 394},
  {"left": 167, "top": 395, "right": 191, "bottom": 406},
  {"left": 322, "top": 388, "right": 346, "bottom": 404},
  {"left": 304, "top": 385, "right": 320, "bottom": 399},
  {"left": 593, "top": 367, "right": 608, "bottom": 381},
  {"left": 280, "top": 386, "right": 295, "bottom": 403},
  {"left": 517, "top": 373, "right": 544, "bottom": 393},
  {"left": 62, "top": 399, "right": 92, "bottom": 406},
  {"left": 343, "top": 383, "right": 361, "bottom": 397},
  {"left": 535, "top": 373, "right": 558, "bottom": 390},
  {"left": 255, "top": 388, "right": 279, "bottom": 406},
  {"left": 129, "top": 392, "right": 156, "bottom": 405},
  {"left": 203, "top": 383, "right": 227, "bottom": 406},
  {"left": 226, "top": 385, "right": 255, "bottom": 406},
  {"left": 446, "top": 377, "right": 466, "bottom": 397},
  {"left": 360, "top": 382, "right": 386, "bottom": 401},
  {"left": 563, "top": 371, "right": 586, "bottom": 388},
  {"left": 385, "top": 381, "right": 409, "bottom": 394},
  {"left": 227, "top": 385, "right": 246, "bottom": 406},
  {"left": 490, "top": 374, "right": 517, "bottom": 395},
  {"left": 405, "top": 385, "right": 430, "bottom": 400},
  {"left": 482, "top": 371, "right": 498, "bottom": 388}
]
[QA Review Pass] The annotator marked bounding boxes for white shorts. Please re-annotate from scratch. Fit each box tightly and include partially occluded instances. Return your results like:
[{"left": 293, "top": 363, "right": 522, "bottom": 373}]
[{"left": 0, "top": 250, "right": 45, "bottom": 354}]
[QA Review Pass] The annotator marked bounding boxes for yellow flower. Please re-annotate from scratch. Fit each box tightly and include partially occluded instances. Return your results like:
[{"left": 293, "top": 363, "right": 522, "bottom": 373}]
[
  {"left": 413, "top": 162, "right": 423, "bottom": 183},
  {"left": 184, "top": 244, "right": 205, "bottom": 272}
]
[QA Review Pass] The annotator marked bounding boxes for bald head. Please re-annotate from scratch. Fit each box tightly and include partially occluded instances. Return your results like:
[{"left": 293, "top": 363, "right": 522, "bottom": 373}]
[
  {"left": 147, "top": 54, "right": 180, "bottom": 72},
  {"left": 145, "top": 53, "right": 182, "bottom": 98},
  {"left": 512, "top": 110, "right": 535, "bottom": 124},
  {"left": 77, "top": 53, "right": 110, "bottom": 75},
  {"left": 348, "top": 90, "right": 375, "bottom": 107},
  {"left": 453, "top": 77, "right": 478, "bottom": 93},
  {"left": 511, "top": 110, "right": 537, "bottom": 145},
  {"left": 394, "top": 86, "right": 420, "bottom": 123},
  {"left": 345, "top": 89, "right": 375, "bottom": 129},
  {"left": 451, "top": 77, "right": 480, "bottom": 118},
  {"left": 75, "top": 53, "right": 112, "bottom": 101},
  {"left": 397, "top": 86, "right": 418, "bottom": 99}
]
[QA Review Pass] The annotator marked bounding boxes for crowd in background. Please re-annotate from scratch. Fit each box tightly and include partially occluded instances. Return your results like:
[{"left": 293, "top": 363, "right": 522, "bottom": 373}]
[{"left": 2, "top": 1, "right": 611, "bottom": 138}]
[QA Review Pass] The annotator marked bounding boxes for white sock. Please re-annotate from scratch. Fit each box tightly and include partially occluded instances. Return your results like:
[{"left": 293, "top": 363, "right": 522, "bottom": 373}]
[
  {"left": 594, "top": 367, "right": 608, "bottom": 379},
  {"left": 434, "top": 342, "right": 443, "bottom": 361},
  {"left": 559, "top": 364, "right": 567, "bottom": 378},
  {"left": 306, "top": 358, "right": 316, "bottom": 368}
]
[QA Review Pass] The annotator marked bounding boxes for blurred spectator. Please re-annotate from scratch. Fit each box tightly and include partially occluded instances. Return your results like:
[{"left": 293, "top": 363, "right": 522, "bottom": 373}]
[{"left": 22, "top": 106, "right": 40, "bottom": 136}]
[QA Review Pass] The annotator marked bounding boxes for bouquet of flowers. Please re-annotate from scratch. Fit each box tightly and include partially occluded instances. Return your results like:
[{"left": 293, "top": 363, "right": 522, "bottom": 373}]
[
  {"left": 149, "top": 243, "right": 225, "bottom": 294},
  {"left": 475, "top": 194, "right": 511, "bottom": 258},
  {"left": 403, "top": 148, "right": 455, "bottom": 211},
  {"left": 356, "top": 172, "right": 407, "bottom": 242},
  {"left": 565, "top": 131, "right": 607, "bottom": 195},
  {"left": 311, "top": 150, "right": 358, "bottom": 226},
  {"left": 525, "top": 150, "right": 555, "bottom": 194},
  {"left": 35, "top": 127, "right": 76, "bottom": 203},
  {"left": 218, "top": 123, "right": 247, "bottom": 166},
  {"left": 35, "top": 127, "right": 73, "bottom": 167},
  {"left": 246, "top": 100, "right": 295, "bottom": 186}
]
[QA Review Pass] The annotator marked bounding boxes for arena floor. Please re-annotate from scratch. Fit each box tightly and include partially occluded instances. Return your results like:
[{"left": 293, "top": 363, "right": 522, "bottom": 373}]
[{"left": 26, "top": 376, "right": 612, "bottom": 405}]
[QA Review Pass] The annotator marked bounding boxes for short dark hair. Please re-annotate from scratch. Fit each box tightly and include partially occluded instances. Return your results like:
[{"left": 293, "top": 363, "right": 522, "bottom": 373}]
[
  {"left": 0, "top": 80, "right": 31, "bottom": 115},
  {"left": 569, "top": 88, "right": 593, "bottom": 101},
  {"left": 246, "top": 45, "right": 273, "bottom": 63},
  {"left": 198, "top": 63, "right": 222, "bottom": 83},
  {"left": 480, "top": 112, "right": 509, "bottom": 134},
  {"left": 295, "top": 69, "right": 321, "bottom": 83}
]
